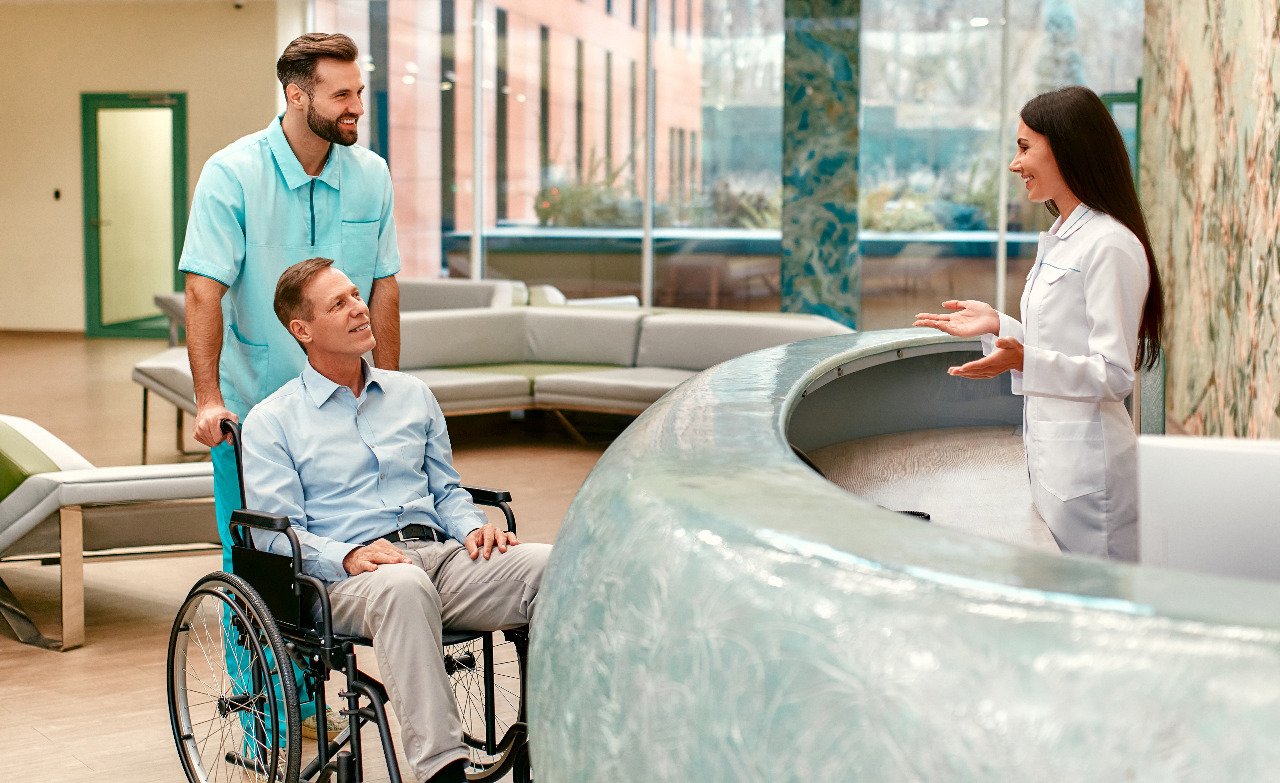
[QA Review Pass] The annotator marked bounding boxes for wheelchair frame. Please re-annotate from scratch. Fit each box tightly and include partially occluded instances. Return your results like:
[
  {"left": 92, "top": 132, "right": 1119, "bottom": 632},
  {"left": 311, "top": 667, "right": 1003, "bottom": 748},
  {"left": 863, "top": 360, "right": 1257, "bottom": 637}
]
[{"left": 166, "top": 422, "right": 531, "bottom": 783}]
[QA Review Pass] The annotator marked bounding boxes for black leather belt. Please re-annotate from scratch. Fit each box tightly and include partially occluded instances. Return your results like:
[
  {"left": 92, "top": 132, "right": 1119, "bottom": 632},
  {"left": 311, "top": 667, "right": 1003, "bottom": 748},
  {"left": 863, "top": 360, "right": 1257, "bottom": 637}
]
[{"left": 366, "top": 524, "right": 446, "bottom": 546}]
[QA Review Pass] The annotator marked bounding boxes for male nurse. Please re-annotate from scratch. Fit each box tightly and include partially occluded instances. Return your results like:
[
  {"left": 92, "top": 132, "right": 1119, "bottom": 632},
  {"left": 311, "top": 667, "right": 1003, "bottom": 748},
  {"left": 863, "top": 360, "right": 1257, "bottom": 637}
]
[{"left": 179, "top": 32, "right": 402, "bottom": 568}]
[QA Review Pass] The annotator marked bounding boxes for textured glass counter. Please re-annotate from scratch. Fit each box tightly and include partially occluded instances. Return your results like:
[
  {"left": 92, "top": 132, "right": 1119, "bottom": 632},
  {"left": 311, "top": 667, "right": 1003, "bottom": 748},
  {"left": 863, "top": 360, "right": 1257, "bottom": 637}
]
[{"left": 529, "top": 329, "right": 1280, "bottom": 781}]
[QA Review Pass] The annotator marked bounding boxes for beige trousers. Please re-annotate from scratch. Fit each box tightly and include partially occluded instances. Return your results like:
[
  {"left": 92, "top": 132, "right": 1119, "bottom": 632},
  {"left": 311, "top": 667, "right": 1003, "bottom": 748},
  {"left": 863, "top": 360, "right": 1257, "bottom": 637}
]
[{"left": 325, "top": 539, "right": 550, "bottom": 782}]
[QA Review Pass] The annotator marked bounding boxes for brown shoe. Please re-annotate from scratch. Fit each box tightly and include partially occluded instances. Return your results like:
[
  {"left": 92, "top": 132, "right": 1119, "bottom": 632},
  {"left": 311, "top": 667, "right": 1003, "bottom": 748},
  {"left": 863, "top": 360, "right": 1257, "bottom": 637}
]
[{"left": 301, "top": 706, "right": 349, "bottom": 742}]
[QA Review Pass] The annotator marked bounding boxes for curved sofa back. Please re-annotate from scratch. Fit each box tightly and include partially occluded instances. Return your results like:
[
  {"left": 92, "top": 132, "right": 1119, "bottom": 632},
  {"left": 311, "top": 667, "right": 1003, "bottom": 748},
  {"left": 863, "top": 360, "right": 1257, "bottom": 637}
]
[
  {"left": 400, "top": 307, "right": 852, "bottom": 371},
  {"left": 635, "top": 311, "right": 852, "bottom": 371},
  {"left": 399, "top": 307, "right": 646, "bottom": 368},
  {"left": 397, "top": 277, "right": 528, "bottom": 310}
]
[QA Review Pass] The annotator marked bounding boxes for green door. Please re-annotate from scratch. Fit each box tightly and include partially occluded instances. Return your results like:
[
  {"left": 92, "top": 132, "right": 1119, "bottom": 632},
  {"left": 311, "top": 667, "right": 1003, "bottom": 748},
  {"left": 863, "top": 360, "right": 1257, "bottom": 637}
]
[
  {"left": 81, "top": 93, "right": 187, "bottom": 338},
  {"left": 1100, "top": 80, "right": 1141, "bottom": 190}
]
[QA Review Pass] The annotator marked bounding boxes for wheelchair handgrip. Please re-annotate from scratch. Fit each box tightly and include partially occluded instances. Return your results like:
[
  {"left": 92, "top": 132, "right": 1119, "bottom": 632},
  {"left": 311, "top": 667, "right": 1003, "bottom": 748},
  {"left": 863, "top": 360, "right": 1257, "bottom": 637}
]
[
  {"left": 464, "top": 485, "right": 512, "bottom": 504},
  {"left": 230, "top": 509, "right": 291, "bottom": 532}
]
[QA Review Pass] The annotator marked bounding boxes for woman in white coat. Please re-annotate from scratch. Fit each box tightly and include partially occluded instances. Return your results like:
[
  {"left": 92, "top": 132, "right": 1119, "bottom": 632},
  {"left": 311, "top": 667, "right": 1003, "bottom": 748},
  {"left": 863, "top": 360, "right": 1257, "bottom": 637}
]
[{"left": 914, "top": 86, "right": 1164, "bottom": 561}]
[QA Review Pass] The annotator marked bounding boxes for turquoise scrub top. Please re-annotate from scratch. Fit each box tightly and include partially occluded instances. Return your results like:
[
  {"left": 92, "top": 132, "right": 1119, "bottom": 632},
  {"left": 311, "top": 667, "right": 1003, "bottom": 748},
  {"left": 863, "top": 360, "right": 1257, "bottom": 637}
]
[{"left": 179, "top": 116, "right": 400, "bottom": 419}]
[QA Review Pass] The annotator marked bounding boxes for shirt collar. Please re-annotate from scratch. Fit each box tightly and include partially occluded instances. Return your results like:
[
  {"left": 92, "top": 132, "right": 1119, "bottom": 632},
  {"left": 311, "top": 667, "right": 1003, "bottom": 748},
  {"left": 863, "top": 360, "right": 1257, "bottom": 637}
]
[
  {"left": 1051, "top": 204, "right": 1098, "bottom": 240},
  {"left": 266, "top": 115, "right": 343, "bottom": 192},
  {"left": 301, "top": 359, "right": 380, "bottom": 408}
]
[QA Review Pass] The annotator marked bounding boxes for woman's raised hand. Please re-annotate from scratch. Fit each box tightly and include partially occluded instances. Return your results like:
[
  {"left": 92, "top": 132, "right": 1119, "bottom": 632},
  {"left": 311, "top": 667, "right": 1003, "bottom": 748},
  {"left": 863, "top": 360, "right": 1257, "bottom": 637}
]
[{"left": 913, "top": 300, "right": 1000, "bottom": 338}]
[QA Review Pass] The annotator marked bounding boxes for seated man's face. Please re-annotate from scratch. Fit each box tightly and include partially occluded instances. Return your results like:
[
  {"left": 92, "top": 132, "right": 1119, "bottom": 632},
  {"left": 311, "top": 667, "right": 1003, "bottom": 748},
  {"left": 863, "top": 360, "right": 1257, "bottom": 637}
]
[{"left": 295, "top": 267, "right": 376, "bottom": 358}]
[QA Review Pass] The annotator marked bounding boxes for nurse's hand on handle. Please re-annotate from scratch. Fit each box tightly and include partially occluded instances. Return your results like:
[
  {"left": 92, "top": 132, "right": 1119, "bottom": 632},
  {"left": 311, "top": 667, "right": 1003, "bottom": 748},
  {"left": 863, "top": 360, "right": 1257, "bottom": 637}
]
[
  {"left": 194, "top": 404, "right": 238, "bottom": 447},
  {"left": 912, "top": 299, "right": 1001, "bottom": 338}
]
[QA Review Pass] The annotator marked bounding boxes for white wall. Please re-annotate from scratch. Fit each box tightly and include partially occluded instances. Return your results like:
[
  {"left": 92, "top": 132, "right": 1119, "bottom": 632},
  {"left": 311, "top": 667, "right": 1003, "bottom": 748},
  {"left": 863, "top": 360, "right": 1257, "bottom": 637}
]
[{"left": 0, "top": 0, "right": 280, "bottom": 332}]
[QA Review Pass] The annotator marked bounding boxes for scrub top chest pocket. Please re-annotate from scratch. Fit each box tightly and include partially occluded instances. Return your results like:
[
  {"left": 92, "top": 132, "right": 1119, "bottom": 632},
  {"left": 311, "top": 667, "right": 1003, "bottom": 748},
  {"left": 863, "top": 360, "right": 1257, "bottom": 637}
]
[{"left": 339, "top": 219, "right": 380, "bottom": 292}]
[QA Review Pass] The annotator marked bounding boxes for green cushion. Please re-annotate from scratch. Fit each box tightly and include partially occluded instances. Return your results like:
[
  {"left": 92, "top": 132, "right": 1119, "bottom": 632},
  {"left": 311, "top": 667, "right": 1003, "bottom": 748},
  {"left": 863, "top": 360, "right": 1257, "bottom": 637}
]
[
  {"left": 445, "top": 362, "right": 620, "bottom": 379},
  {"left": 0, "top": 420, "right": 60, "bottom": 505}
]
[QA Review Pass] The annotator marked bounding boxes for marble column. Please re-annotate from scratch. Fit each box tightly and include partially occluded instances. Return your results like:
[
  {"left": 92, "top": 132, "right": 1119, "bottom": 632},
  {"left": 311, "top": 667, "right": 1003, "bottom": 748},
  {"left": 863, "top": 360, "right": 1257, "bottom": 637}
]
[
  {"left": 1142, "top": 0, "right": 1280, "bottom": 437},
  {"left": 781, "top": 0, "right": 861, "bottom": 328}
]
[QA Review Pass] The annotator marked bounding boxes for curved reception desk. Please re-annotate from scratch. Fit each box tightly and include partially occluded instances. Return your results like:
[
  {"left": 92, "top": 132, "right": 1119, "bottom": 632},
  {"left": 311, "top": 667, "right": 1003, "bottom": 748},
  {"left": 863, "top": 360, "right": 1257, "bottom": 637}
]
[{"left": 529, "top": 329, "right": 1280, "bottom": 781}]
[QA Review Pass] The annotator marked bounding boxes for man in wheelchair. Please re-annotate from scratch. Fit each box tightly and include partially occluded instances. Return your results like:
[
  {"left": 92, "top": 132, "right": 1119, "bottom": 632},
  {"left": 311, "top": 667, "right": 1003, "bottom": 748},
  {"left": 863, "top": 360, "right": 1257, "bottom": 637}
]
[{"left": 239, "top": 257, "right": 552, "bottom": 783}]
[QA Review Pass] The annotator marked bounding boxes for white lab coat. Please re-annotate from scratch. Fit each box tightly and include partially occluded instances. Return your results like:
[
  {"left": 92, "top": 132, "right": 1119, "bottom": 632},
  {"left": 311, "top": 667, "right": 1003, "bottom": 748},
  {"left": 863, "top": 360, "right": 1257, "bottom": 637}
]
[{"left": 983, "top": 205, "right": 1149, "bottom": 560}]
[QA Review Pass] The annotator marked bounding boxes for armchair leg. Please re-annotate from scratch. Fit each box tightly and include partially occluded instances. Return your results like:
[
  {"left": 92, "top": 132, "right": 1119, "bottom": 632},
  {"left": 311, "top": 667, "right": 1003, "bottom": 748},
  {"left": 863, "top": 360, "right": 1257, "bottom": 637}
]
[
  {"left": 0, "top": 505, "right": 84, "bottom": 651},
  {"left": 550, "top": 409, "right": 590, "bottom": 447},
  {"left": 0, "top": 574, "right": 55, "bottom": 648},
  {"left": 60, "top": 505, "right": 85, "bottom": 651},
  {"left": 141, "top": 387, "right": 150, "bottom": 464}
]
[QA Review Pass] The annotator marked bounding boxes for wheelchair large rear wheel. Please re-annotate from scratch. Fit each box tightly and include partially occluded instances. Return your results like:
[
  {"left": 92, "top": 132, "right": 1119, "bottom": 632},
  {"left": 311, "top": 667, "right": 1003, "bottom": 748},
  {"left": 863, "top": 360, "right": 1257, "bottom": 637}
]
[
  {"left": 168, "top": 572, "right": 302, "bottom": 782},
  {"left": 446, "top": 628, "right": 530, "bottom": 782}
]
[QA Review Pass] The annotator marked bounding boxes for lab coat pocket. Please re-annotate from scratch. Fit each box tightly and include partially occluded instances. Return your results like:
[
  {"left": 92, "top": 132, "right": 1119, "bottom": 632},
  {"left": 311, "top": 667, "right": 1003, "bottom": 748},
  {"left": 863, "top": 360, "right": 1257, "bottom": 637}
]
[
  {"left": 1038, "top": 264, "right": 1074, "bottom": 285},
  {"left": 1029, "top": 419, "right": 1105, "bottom": 502},
  {"left": 339, "top": 219, "right": 379, "bottom": 291}
]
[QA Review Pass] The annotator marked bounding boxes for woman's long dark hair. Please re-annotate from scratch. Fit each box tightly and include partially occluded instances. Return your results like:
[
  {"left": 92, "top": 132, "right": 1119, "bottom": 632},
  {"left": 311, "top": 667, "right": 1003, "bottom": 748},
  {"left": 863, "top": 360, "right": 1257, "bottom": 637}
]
[{"left": 1020, "top": 86, "right": 1163, "bottom": 370}]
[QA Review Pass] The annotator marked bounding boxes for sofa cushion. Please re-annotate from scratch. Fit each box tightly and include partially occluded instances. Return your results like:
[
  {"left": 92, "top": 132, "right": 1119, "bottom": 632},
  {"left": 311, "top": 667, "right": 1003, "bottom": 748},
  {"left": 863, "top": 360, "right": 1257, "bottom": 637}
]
[
  {"left": 635, "top": 312, "right": 852, "bottom": 371},
  {"left": 398, "top": 278, "right": 523, "bottom": 311},
  {"left": 400, "top": 309, "right": 529, "bottom": 368},
  {"left": 132, "top": 347, "right": 198, "bottom": 413},
  {"left": 448, "top": 362, "right": 619, "bottom": 380},
  {"left": 534, "top": 367, "right": 697, "bottom": 407},
  {"left": 404, "top": 369, "right": 533, "bottom": 404},
  {"left": 524, "top": 308, "right": 643, "bottom": 365},
  {"left": 0, "top": 419, "right": 63, "bottom": 504}
]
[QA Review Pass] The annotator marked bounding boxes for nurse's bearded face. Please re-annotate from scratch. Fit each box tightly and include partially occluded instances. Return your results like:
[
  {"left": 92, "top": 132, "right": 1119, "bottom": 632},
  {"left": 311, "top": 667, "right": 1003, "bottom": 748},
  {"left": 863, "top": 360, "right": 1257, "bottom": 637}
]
[
  {"left": 1009, "top": 120, "right": 1068, "bottom": 205},
  {"left": 304, "top": 58, "right": 365, "bottom": 147}
]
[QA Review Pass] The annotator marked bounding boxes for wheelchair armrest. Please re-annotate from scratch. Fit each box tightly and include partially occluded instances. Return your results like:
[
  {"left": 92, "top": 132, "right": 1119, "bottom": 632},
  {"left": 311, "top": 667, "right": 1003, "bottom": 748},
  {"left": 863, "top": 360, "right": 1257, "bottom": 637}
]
[
  {"left": 463, "top": 485, "right": 512, "bottom": 505},
  {"left": 230, "top": 509, "right": 292, "bottom": 532}
]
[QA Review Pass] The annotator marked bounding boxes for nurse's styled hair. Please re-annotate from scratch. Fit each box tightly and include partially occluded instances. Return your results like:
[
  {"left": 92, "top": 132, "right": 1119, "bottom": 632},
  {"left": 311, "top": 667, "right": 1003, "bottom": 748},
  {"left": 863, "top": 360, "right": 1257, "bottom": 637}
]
[
  {"left": 276, "top": 33, "right": 359, "bottom": 97},
  {"left": 1020, "top": 86, "right": 1164, "bottom": 370}
]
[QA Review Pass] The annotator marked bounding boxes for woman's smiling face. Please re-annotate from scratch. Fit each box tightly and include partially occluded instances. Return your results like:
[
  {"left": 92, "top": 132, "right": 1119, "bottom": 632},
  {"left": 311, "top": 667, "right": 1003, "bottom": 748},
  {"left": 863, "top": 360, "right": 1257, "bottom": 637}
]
[{"left": 1009, "top": 119, "right": 1070, "bottom": 205}]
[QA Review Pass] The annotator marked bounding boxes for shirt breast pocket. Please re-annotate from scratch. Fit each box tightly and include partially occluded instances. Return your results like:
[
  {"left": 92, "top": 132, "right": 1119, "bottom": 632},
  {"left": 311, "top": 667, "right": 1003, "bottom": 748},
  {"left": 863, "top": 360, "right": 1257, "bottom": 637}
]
[{"left": 338, "top": 219, "right": 380, "bottom": 292}]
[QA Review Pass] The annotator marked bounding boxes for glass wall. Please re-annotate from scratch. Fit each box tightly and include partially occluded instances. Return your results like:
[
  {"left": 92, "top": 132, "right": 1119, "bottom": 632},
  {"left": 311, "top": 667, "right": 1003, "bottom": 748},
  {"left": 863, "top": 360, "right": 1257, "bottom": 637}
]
[
  {"left": 310, "top": 0, "right": 1141, "bottom": 317},
  {"left": 858, "top": 0, "right": 1145, "bottom": 329}
]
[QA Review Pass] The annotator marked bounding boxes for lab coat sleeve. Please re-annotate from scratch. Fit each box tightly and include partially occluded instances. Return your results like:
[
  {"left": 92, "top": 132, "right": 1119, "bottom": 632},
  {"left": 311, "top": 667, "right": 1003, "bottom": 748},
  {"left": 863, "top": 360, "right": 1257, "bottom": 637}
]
[
  {"left": 1020, "top": 235, "right": 1147, "bottom": 402},
  {"left": 242, "top": 408, "right": 360, "bottom": 582},
  {"left": 981, "top": 313, "right": 1026, "bottom": 395}
]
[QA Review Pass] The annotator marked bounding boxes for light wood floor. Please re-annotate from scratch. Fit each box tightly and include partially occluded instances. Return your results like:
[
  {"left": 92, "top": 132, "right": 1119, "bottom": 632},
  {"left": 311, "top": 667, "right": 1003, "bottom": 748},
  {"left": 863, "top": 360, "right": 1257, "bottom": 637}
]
[{"left": 0, "top": 331, "right": 610, "bottom": 781}]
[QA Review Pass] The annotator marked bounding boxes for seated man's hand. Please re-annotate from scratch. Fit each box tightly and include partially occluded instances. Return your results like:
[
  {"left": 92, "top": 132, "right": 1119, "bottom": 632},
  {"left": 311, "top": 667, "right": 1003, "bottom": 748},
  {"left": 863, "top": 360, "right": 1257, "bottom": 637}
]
[
  {"left": 465, "top": 523, "right": 521, "bottom": 561},
  {"left": 343, "top": 539, "right": 413, "bottom": 575}
]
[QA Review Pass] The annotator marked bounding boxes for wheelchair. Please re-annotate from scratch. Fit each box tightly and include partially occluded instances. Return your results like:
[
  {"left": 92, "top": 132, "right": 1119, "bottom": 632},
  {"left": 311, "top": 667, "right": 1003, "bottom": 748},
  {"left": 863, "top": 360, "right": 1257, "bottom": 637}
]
[{"left": 165, "top": 423, "right": 531, "bottom": 782}]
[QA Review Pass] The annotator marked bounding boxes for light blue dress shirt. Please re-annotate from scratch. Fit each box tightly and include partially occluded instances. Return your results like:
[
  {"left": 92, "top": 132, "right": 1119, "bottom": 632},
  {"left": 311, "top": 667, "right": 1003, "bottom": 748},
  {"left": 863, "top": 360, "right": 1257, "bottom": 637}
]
[
  {"left": 178, "top": 115, "right": 400, "bottom": 419},
  {"left": 241, "top": 362, "right": 485, "bottom": 583}
]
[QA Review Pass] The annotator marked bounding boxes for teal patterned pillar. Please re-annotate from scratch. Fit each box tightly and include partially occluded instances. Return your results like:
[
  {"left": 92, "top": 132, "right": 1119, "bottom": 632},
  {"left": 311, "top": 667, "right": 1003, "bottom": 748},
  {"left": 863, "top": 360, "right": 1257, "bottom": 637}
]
[{"left": 781, "top": 0, "right": 861, "bottom": 328}]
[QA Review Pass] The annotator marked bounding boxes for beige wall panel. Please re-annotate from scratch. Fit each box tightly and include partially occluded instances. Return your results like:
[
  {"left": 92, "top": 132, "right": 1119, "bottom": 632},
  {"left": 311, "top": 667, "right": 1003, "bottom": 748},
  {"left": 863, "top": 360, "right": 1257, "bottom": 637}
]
[{"left": 0, "top": 1, "right": 279, "bottom": 332}]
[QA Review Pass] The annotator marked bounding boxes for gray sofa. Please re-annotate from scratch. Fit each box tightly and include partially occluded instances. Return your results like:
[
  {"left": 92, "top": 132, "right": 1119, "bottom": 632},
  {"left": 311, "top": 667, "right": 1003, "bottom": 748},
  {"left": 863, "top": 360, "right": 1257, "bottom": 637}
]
[
  {"left": 134, "top": 291, "right": 850, "bottom": 455},
  {"left": 398, "top": 307, "right": 852, "bottom": 416}
]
